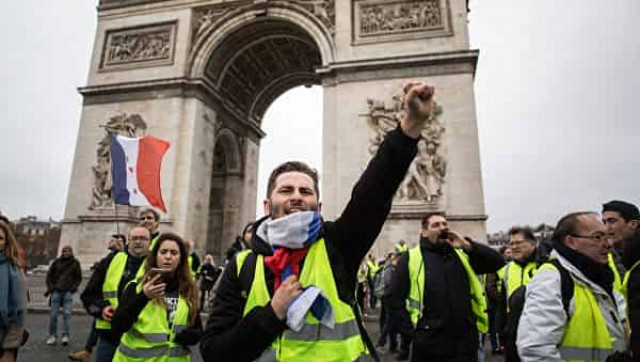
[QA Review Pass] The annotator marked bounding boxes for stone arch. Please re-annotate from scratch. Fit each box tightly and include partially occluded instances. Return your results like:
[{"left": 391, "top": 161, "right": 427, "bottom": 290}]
[
  {"left": 188, "top": 2, "right": 335, "bottom": 80},
  {"left": 213, "top": 128, "right": 242, "bottom": 174},
  {"left": 206, "top": 128, "right": 245, "bottom": 262}
]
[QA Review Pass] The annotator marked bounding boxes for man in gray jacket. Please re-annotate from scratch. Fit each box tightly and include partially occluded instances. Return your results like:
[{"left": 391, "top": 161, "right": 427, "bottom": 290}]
[{"left": 517, "top": 211, "right": 628, "bottom": 361}]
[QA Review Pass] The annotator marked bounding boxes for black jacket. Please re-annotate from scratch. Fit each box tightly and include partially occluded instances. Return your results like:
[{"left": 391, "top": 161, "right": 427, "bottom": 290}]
[
  {"left": 110, "top": 281, "right": 203, "bottom": 347},
  {"left": 46, "top": 256, "right": 82, "bottom": 293},
  {"left": 80, "top": 251, "right": 146, "bottom": 343},
  {"left": 623, "top": 230, "right": 640, "bottom": 358},
  {"left": 200, "top": 127, "right": 418, "bottom": 362},
  {"left": 198, "top": 264, "right": 221, "bottom": 291},
  {"left": 392, "top": 238, "right": 504, "bottom": 361}
]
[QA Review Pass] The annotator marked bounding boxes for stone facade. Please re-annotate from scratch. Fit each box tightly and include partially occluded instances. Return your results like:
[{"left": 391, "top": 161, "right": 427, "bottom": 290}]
[{"left": 62, "top": 0, "right": 486, "bottom": 265}]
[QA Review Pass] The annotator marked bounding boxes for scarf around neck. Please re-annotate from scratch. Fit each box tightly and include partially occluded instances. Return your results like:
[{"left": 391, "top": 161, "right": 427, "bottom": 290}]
[
  {"left": 0, "top": 251, "right": 25, "bottom": 327},
  {"left": 257, "top": 211, "right": 322, "bottom": 289},
  {"left": 256, "top": 211, "right": 334, "bottom": 331}
]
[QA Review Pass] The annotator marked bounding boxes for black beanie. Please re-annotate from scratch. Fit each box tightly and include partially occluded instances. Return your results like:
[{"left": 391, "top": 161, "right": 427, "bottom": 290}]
[{"left": 602, "top": 200, "right": 640, "bottom": 221}]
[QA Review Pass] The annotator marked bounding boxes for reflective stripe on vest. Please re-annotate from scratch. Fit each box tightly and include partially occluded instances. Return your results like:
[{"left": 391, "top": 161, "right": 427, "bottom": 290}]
[
  {"left": 538, "top": 263, "right": 617, "bottom": 361},
  {"left": 406, "top": 245, "right": 489, "bottom": 333},
  {"left": 96, "top": 252, "right": 127, "bottom": 330},
  {"left": 112, "top": 282, "right": 191, "bottom": 362},
  {"left": 608, "top": 253, "right": 623, "bottom": 294},
  {"left": 502, "top": 261, "right": 537, "bottom": 300},
  {"left": 237, "top": 239, "right": 368, "bottom": 361},
  {"left": 97, "top": 252, "right": 146, "bottom": 330}
]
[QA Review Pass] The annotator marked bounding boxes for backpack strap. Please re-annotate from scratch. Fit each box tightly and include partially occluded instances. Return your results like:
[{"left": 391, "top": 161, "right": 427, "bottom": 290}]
[{"left": 547, "top": 259, "right": 574, "bottom": 316}]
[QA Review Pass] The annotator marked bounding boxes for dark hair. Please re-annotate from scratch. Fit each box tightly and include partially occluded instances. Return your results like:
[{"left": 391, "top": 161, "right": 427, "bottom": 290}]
[
  {"left": 499, "top": 246, "right": 508, "bottom": 255},
  {"left": 145, "top": 233, "right": 198, "bottom": 322},
  {"left": 508, "top": 226, "right": 536, "bottom": 243},
  {"left": 602, "top": 200, "right": 640, "bottom": 222},
  {"left": 0, "top": 214, "right": 9, "bottom": 225},
  {"left": 421, "top": 212, "right": 446, "bottom": 229},
  {"left": 112, "top": 233, "right": 127, "bottom": 243},
  {"left": 139, "top": 208, "right": 160, "bottom": 222},
  {"left": 552, "top": 211, "right": 598, "bottom": 244},
  {"left": 266, "top": 161, "right": 319, "bottom": 198},
  {"left": 0, "top": 221, "right": 19, "bottom": 266}
]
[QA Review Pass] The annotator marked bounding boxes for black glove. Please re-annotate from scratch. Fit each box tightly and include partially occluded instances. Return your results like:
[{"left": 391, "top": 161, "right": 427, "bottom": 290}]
[
  {"left": 44, "top": 291, "right": 50, "bottom": 297},
  {"left": 605, "top": 351, "right": 633, "bottom": 362}
]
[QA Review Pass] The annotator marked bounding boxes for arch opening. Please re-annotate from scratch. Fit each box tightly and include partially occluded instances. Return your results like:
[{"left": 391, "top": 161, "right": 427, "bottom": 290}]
[{"left": 203, "top": 18, "right": 323, "bottom": 124}]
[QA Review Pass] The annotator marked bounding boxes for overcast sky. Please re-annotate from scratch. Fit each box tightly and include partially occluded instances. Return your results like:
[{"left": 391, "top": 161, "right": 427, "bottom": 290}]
[{"left": 0, "top": 0, "right": 638, "bottom": 233}]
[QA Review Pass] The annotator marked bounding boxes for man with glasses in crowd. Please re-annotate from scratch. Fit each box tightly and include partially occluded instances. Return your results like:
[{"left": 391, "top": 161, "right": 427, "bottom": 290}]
[
  {"left": 81, "top": 226, "right": 151, "bottom": 361},
  {"left": 517, "top": 212, "right": 628, "bottom": 361}
]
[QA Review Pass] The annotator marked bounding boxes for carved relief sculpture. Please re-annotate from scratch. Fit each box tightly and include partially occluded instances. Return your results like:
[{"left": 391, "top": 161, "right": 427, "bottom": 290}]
[
  {"left": 101, "top": 22, "right": 176, "bottom": 69},
  {"left": 359, "top": 0, "right": 442, "bottom": 36},
  {"left": 192, "top": 0, "right": 335, "bottom": 46},
  {"left": 365, "top": 94, "right": 446, "bottom": 203},
  {"left": 89, "top": 114, "right": 147, "bottom": 210}
]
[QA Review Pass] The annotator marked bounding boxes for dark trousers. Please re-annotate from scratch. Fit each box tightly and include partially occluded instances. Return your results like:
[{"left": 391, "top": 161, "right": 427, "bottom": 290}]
[
  {"left": 487, "top": 307, "right": 499, "bottom": 350},
  {"left": 84, "top": 319, "right": 98, "bottom": 351},
  {"left": 356, "top": 282, "right": 366, "bottom": 312},
  {"left": 367, "top": 277, "right": 377, "bottom": 309},
  {"left": 378, "top": 302, "right": 411, "bottom": 353},
  {"left": 95, "top": 336, "right": 117, "bottom": 362}
]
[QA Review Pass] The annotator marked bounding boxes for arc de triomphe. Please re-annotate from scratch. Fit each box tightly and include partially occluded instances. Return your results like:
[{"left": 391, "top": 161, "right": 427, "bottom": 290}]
[{"left": 61, "top": 0, "right": 487, "bottom": 265}]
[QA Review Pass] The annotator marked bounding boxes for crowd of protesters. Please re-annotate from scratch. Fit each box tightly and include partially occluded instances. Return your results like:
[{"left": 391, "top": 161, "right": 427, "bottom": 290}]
[{"left": 1, "top": 82, "right": 639, "bottom": 362}]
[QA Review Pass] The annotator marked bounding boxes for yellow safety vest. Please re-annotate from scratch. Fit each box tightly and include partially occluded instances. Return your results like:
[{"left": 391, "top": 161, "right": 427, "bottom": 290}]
[
  {"left": 608, "top": 253, "right": 623, "bottom": 294},
  {"left": 406, "top": 245, "right": 488, "bottom": 333},
  {"left": 496, "top": 266, "right": 506, "bottom": 295},
  {"left": 366, "top": 260, "right": 380, "bottom": 279},
  {"left": 395, "top": 243, "right": 409, "bottom": 253},
  {"left": 502, "top": 260, "right": 538, "bottom": 300},
  {"left": 187, "top": 255, "right": 196, "bottom": 278},
  {"left": 538, "top": 263, "right": 620, "bottom": 361},
  {"left": 622, "top": 259, "right": 640, "bottom": 325},
  {"left": 112, "top": 282, "right": 191, "bottom": 362},
  {"left": 237, "top": 239, "right": 368, "bottom": 361},
  {"left": 96, "top": 252, "right": 146, "bottom": 330}
]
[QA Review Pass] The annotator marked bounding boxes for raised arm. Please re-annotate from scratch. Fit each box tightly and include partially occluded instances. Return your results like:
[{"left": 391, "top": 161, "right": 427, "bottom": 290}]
[{"left": 331, "top": 83, "right": 436, "bottom": 269}]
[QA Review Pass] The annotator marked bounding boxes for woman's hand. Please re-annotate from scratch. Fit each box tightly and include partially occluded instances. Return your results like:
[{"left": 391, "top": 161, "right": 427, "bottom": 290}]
[{"left": 143, "top": 273, "right": 166, "bottom": 299}]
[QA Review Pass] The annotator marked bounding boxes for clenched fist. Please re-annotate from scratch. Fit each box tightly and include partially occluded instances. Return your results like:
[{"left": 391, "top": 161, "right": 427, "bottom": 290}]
[{"left": 400, "top": 82, "right": 436, "bottom": 139}]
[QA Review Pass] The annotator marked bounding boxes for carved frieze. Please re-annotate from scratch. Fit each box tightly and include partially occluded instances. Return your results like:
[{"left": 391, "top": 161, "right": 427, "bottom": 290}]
[
  {"left": 101, "top": 22, "right": 176, "bottom": 70},
  {"left": 192, "top": 0, "right": 335, "bottom": 46},
  {"left": 192, "top": 6, "right": 231, "bottom": 42},
  {"left": 353, "top": 0, "right": 451, "bottom": 44},
  {"left": 89, "top": 114, "right": 147, "bottom": 211},
  {"left": 364, "top": 93, "right": 446, "bottom": 203},
  {"left": 295, "top": 0, "right": 336, "bottom": 34}
]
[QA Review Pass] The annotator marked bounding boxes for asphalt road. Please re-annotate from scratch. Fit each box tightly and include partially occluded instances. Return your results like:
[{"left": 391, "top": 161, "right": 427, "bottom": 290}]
[{"left": 18, "top": 311, "right": 504, "bottom": 362}]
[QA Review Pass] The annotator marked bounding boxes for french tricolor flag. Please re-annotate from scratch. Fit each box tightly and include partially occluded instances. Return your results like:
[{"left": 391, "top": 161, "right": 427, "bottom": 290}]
[{"left": 110, "top": 134, "right": 170, "bottom": 212}]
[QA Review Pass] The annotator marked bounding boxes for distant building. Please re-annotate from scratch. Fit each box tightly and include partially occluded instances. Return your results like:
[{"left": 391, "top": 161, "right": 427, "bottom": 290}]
[{"left": 13, "top": 216, "right": 61, "bottom": 267}]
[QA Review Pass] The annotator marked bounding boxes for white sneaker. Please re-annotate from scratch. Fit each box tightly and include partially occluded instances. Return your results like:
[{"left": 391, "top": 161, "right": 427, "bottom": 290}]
[
  {"left": 46, "top": 335, "right": 56, "bottom": 345},
  {"left": 61, "top": 335, "right": 69, "bottom": 346}
]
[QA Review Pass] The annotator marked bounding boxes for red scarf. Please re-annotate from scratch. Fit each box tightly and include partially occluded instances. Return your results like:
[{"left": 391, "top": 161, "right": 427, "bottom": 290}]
[{"left": 264, "top": 247, "right": 310, "bottom": 290}]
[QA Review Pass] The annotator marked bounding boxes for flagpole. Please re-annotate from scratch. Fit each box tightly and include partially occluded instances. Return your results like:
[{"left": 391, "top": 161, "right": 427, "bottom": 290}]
[{"left": 108, "top": 130, "right": 121, "bottom": 236}]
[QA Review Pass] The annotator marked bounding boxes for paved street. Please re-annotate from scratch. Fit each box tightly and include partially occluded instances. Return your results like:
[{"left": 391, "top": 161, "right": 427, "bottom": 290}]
[
  {"left": 19, "top": 310, "right": 503, "bottom": 362},
  {"left": 21, "top": 276, "right": 502, "bottom": 362}
]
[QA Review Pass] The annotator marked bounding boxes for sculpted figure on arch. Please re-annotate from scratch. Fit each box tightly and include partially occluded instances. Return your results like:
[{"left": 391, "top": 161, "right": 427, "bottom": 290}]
[{"left": 199, "top": 82, "right": 435, "bottom": 361}]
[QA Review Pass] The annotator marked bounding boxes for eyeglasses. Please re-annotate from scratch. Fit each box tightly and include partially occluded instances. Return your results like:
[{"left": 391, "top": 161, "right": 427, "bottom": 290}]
[
  {"left": 130, "top": 236, "right": 149, "bottom": 241},
  {"left": 570, "top": 234, "right": 607, "bottom": 242}
]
